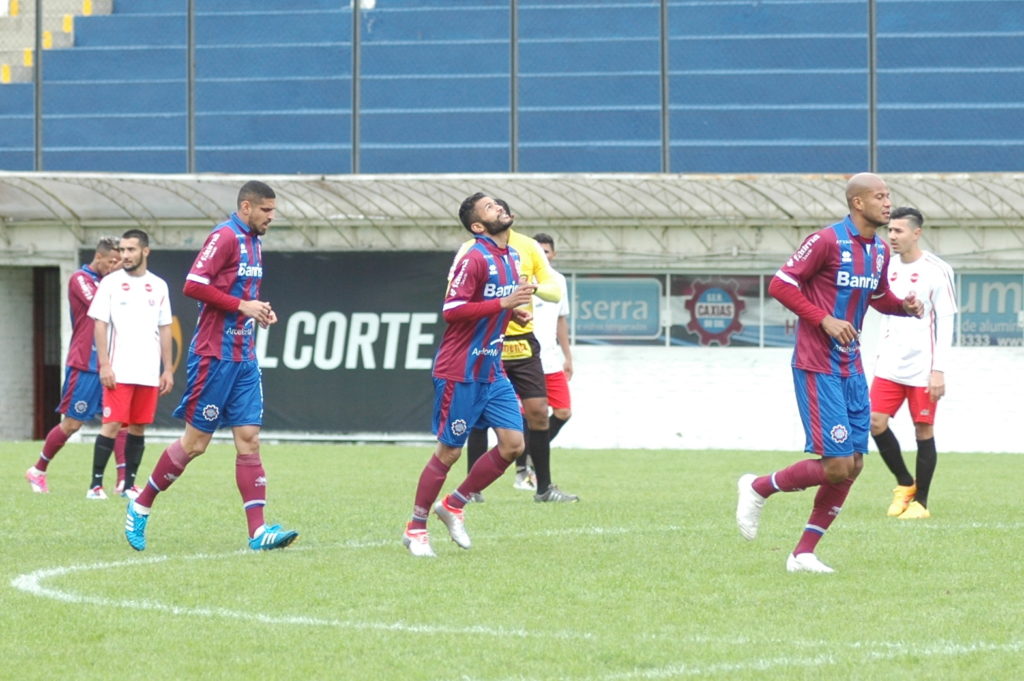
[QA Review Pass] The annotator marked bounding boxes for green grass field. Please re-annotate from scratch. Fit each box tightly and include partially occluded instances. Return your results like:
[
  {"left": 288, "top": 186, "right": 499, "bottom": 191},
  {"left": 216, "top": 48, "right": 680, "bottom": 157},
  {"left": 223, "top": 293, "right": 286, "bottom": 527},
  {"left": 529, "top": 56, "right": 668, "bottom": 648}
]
[{"left": 3, "top": 442, "right": 1022, "bottom": 680}]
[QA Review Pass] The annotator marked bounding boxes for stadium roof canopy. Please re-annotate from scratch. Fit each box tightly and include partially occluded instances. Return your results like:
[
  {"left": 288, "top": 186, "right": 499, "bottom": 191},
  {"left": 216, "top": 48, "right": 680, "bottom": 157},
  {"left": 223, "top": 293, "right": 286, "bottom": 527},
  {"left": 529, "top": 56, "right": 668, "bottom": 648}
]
[{"left": 2, "top": 171, "right": 1023, "bottom": 271}]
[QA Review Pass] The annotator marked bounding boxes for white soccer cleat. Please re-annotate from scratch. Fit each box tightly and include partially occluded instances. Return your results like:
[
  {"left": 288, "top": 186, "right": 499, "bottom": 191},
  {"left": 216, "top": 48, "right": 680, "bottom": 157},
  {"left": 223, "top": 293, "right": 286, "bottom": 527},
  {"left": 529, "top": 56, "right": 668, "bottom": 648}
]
[
  {"left": 736, "top": 473, "right": 765, "bottom": 540},
  {"left": 513, "top": 467, "right": 537, "bottom": 491},
  {"left": 85, "top": 486, "right": 108, "bottom": 500},
  {"left": 786, "top": 552, "right": 835, "bottom": 574},
  {"left": 402, "top": 526, "right": 436, "bottom": 558},
  {"left": 433, "top": 498, "right": 471, "bottom": 549}
]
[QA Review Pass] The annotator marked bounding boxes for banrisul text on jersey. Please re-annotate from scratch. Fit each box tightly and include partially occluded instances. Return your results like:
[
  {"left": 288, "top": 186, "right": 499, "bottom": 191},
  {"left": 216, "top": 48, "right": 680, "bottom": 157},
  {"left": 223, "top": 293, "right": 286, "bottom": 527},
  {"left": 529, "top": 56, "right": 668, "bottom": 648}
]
[{"left": 184, "top": 213, "right": 264, "bottom": 362}]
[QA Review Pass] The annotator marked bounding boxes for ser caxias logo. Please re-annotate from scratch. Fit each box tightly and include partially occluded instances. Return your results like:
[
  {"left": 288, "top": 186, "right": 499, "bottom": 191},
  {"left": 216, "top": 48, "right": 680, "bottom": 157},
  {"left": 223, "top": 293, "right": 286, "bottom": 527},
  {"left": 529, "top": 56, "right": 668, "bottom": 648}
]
[{"left": 683, "top": 278, "right": 746, "bottom": 346}]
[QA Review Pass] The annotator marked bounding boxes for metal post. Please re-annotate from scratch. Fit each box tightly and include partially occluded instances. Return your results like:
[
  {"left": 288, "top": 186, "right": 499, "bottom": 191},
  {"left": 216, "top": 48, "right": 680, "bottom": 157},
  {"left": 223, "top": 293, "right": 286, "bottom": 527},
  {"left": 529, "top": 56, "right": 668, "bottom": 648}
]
[
  {"left": 510, "top": 0, "right": 519, "bottom": 172},
  {"left": 33, "top": 0, "right": 43, "bottom": 170},
  {"left": 187, "top": 0, "right": 195, "bottom": 173},
  {"left": 660, "top": 0, "right": 670, "bottom": 172},
  {"left": 352, "top": 0, "right": 361, "bottom": 173},
  {"left": 867, "top": 0, "right": 878, "bottom": 172}
]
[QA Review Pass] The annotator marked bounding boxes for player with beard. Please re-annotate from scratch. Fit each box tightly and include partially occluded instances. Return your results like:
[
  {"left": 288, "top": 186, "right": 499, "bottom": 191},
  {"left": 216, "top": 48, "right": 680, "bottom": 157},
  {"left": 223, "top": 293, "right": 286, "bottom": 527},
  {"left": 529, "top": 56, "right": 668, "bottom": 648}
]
[
  {"left": 457, "top": 200, "right": 578, "bottom": 503},
  {"left": 125, "top": 181, "right": 298, "bottom": 552},
  {"left": 403, "top": 192, "right": 536, "bottom": 557},
  {"left": 87, "top": 230, "right": 174, "bottom": 500}
]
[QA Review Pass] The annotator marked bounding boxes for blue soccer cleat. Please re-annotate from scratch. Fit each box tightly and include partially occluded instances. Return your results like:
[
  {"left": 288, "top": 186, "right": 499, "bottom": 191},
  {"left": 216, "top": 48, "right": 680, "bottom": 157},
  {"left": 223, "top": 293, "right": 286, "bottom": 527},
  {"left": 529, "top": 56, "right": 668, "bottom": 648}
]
[
  {"left": 125, "top": 500, "right": 149, "bottom": 551},
  {"left": 249, "top": 523, "right": 299, "bottom": 551}
]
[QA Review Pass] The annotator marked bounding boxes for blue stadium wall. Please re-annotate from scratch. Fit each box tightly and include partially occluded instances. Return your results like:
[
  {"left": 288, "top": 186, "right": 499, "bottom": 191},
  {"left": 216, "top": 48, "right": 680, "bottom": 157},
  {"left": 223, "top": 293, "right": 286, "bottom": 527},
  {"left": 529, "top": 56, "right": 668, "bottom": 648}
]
[{"left": 2, "top": 0, "right": 1022, "bottom": 174}]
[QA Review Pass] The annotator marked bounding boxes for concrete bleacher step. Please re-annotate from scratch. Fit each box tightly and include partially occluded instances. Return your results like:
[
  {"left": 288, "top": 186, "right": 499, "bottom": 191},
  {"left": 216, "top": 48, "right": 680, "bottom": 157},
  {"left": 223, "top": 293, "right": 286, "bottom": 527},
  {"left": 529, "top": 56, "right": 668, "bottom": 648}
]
[{"left": 0, "top": 0, "right": 111, "bottom": 83}]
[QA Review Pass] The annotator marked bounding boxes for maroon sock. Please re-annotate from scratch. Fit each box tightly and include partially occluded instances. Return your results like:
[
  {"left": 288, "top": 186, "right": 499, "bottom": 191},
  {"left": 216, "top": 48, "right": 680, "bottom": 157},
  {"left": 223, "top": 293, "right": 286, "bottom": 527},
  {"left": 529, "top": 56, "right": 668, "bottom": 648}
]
[
  {"left": 411, "top": 455, "right": 450, "bottom": 530},
  {"left": 752, "top": 458, "right": 827, "bottom": 498},
  {"left": 135, "top": 440, "right": 188, "bottom": 508},
  {"left": 455, "top": 447, "right": 513, "bottom": 503},
  {"left": 36, "top": 425, "right": 70, "bottom": 471},
  {"left": 794, "top": 477, "right": 854, "bottom": 555},
  {"left": 236, "top": 452, "right": 267, "bottom": 537},
  {"left": 114, "top": 429, "right": 128, "bottom": 486}
]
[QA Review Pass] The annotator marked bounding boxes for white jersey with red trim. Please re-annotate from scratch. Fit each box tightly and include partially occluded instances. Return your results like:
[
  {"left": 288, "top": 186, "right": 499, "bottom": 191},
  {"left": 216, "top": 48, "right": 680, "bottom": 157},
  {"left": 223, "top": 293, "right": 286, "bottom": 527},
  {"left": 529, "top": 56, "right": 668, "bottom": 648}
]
[
  {"left": 873, "top": 250, "right": 957, "bottom": 386},
  {"left": 88, "top": 269, "right": 173, "bottom": 386},
  {"left": 532, "top": 268, "right": 569, "bottom": 374}
]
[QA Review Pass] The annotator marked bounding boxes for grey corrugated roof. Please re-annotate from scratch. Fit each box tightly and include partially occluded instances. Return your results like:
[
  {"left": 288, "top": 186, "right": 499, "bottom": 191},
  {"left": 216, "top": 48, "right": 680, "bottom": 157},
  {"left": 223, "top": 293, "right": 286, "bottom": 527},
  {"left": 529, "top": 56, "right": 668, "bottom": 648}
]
[{"left": 3, "top": 171, "right": 1023, "bottom": 230}]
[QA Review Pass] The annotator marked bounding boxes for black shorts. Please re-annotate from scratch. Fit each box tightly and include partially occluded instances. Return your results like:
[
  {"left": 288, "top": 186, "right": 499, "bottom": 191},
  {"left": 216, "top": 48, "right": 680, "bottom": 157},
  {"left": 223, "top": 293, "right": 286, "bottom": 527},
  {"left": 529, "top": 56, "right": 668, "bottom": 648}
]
[{"left": 502, "top": 333, "right": 547, "bottom": 400}]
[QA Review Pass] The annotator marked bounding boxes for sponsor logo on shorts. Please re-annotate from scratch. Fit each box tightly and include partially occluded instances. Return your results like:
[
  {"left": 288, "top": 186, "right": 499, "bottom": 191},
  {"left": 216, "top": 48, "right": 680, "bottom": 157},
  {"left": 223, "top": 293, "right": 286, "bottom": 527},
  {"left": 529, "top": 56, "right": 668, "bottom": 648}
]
[
  {"left": 103, "top": 406, "right": 112, "bottom": 418},
  {"left": 450, "top": 419, "right": 467, "bottom": 437},
  {"left": 73, "top": 400, "right": 89, "bottom": 415},
  {"left": 201, "top": 404, "right": 220, "bottom": 422},
  {"left": 830, "top": 424, "right": 849, "bottom": 444}
]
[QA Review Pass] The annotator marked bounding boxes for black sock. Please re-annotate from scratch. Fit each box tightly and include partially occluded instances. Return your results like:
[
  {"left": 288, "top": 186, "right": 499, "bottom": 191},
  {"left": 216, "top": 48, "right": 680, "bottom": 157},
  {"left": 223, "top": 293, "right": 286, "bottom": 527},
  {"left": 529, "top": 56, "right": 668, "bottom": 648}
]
[
  {"left": 516, "top": 420, "right": 531, "bottom": 471},
  {"left": 529, "top": 428, "right": 551, "bottom": 493},
  {"left": 466, "top": 428, "right": 488, "bottom": 474},
  {"left": 872, "top": 428, "right": 914, "bottom": 487},
  {"left": 124, "top": 433, "right": 146, "bottom": 489},
  {"left": 549, "top": 415, "right": 568, "bottom": 442},
  {"left": 91, "top": 434, "right": 115, "bottom": 489},
  {"left": 915, "top": 437, "right": 937, "bottom": 507}
]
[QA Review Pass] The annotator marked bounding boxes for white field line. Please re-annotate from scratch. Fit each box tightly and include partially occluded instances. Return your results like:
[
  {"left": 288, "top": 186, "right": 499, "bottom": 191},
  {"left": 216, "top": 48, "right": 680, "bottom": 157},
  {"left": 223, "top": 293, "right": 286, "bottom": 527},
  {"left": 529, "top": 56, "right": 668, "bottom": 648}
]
[
  {"left": 9, "top": 553, "right": 589, "bottom": 640},
  {"left": 11, "top": 522, "right": 1023, "bottom": 678},
  {"left": 468, "top": 639, "right": 1024, "bottom": 681},
  {"left": 8, "top": 525, "right": 648, "bottom": 641}
]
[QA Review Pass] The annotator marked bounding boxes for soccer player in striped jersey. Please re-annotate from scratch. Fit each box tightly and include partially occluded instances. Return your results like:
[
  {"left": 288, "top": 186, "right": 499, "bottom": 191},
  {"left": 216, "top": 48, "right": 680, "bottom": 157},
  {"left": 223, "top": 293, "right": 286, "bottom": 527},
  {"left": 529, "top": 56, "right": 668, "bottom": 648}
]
[
  {"left": 736, "top": 173, "right": 924, "bottom": 573},
  {"left": 124, "top": 181, "right": 298, "bottom": 552},
  {"left": 25, "top": 238, "right": 125, "bottom": 494},
  {"left": 459, "top": 200, "right": 578, "bottom": 502},
  {"left": 403, "top": 192, "right": 536, "bottom": 557},
  {"left": 870, "top": 207, "right": 957, "bottom": 519}
]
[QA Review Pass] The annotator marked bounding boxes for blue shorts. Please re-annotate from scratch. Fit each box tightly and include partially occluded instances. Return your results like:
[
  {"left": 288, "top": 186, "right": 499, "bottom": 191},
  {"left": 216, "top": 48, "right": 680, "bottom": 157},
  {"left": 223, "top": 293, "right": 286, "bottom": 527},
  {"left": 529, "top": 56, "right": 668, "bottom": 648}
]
[
  {"left": 432, "top": 377, "right": 522, "bottom": 448},
  {"left": 172, "top": 354, "right": 263, "bottom": 433},
  {"left": 56, "top": 367, "right": 103, "bottom": 421},
  {"left": 792, "top": 367, "right": 869, "bottom": 457}
]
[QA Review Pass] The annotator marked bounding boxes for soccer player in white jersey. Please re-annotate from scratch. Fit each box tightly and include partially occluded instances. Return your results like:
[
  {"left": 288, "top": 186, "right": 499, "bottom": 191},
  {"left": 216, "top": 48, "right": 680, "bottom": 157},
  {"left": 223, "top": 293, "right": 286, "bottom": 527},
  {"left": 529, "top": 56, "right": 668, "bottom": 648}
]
[
  {"left": 870, "top": 207, "right": 957, "bottom": 519},
  {"left": 87, "top": 229, "right": 174, "bottom": 500},
  {"left": 531, "top": 233, "right": 573, "bottom": 443}
]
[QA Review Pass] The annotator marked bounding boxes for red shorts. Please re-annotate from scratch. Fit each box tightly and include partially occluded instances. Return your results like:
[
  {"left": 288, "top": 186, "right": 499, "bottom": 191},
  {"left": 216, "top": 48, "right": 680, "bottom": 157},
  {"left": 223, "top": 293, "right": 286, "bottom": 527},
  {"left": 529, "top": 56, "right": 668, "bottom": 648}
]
[
  {"left": 869, "top": 376, "right": 937, "bottom": 425},
  {"left": 102, "top": 384, "right": 159, "bottom": 426},
  {"left": 544, "top": 371, "right": 572, "bottom": 411}
]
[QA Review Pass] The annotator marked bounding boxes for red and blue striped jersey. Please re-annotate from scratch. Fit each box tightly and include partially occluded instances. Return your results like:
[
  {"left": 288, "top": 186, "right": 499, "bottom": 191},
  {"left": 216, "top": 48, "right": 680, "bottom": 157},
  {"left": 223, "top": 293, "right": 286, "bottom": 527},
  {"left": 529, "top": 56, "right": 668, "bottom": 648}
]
[
  {"left": 184, "top": 213, "right": 263, "bottom": 362},
  {"left": 432, "top": 236, "right": 522, "bottom": 383},
  {"left": 65, "top": 264, "right": 102, "bottom": 372},
  {"left": 774, "top": 216, "right": 894, "bottom": 376}
]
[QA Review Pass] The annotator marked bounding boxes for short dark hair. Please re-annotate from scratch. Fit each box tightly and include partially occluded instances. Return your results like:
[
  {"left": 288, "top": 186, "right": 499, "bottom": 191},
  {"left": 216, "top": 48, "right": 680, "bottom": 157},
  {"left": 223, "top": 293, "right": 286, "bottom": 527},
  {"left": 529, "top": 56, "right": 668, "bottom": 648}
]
[
  {"left": 95, "top": 236, "right": 119, "bottom": 253},
  {"left": 533, "top": 233, "right": 554, "bottom": 248},
  {"left": 890, "top": 206, "right": 924, "bottom": 229},
  {"left": 459, "top": 192, "right": 487, "bottom": 233},
  {"left": 238, "top": 180, "right": 276, "bottom": 208},
  {"left": 121, "top": 229, "right": 149, "bottom": 248}
]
